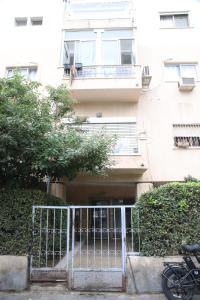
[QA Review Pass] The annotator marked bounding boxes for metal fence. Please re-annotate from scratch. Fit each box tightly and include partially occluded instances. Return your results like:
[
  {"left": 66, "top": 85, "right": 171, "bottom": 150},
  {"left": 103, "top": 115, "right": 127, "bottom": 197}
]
[
  {"left": 30, "top": 205, "right": 140, "bottom": 282},
  {"left": 74, "top": 65, "right": 137, "bottom": 78}
]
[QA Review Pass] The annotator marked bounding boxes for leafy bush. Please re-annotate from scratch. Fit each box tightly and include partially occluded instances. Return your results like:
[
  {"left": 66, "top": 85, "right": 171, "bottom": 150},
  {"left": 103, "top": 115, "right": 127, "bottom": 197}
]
[
  {"left": 0, "top": 189, "right": 65, "bottom": 255},
  {"left": 137, "top": 182, "right": 200, "bottom": 256}
]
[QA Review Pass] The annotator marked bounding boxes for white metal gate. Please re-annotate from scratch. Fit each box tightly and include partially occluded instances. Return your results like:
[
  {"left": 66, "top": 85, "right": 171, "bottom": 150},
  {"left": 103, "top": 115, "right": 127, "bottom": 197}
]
[
  {"left": 71, "top": 206, "right": 126, "bottom": 290},
  {"left": 30, "top": 205, "right": 140, "bottom": 290}
]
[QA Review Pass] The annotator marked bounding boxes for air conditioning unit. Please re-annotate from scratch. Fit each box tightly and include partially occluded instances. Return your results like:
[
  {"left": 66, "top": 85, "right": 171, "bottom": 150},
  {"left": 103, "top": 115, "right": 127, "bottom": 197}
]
[
  {"left": 178, "top": 77, "right": 195, "bottom": 91},
  {"left": 142, "top": 66, "right": 152, "bottom": 88}
]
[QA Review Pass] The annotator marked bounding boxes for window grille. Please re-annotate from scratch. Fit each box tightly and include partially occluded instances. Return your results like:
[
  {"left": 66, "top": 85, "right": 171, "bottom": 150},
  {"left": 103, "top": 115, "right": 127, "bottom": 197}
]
[{"left": 173, "top": 124, "right": 200, "bottom": 148}]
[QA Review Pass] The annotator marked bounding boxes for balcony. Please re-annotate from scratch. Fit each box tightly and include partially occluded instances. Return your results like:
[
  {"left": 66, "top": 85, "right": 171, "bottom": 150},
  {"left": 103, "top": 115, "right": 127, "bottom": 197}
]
[
  {"left": 64, "top": 65, "right": 142, "bottom": 102},
  {"left": 111, "top": 155, "right": 147, "bottom": 174},
  {"left": 62, "top": 118, "right": 148, "bottom": 175}
]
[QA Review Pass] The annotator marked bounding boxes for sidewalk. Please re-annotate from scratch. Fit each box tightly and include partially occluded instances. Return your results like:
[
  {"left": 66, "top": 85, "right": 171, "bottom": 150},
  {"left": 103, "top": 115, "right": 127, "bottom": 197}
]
[{"left": 0, "top": 291, "right": 167, "bottom": 300}]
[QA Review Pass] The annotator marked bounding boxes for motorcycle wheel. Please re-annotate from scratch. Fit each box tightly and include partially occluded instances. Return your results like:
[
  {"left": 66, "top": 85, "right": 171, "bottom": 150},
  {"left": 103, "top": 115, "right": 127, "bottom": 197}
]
[{"left": 162, "top": 267, "right": 194, "bottom": 300}]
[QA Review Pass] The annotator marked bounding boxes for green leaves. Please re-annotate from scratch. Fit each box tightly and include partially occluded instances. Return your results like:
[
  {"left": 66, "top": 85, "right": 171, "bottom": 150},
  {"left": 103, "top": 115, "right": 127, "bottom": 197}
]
[
  {"left": 137, "top": 182, "right": 200, "bottom": 256},
  {"left": 0, "top": 75, "right": 113, "bottom": 186},
  {"left": 0, "top": 189, "right": 65, "bottom": 255}
]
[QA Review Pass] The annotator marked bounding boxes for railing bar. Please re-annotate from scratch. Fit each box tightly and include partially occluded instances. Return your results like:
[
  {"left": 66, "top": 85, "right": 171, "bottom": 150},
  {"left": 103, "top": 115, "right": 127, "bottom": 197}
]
[
  {"left": 101, "top": 208, "right": 103, "bottom": 269},
  {"left": 87, "top": 208, "right": 89, "bottom": 270},
  {"left": 59, "top": 209, "right": 62, "bottom": 262},
  {"left": 114, "top": 208, "right": 117, "bottom": 267},
  {"left": 93, "top": 208, "right": 96, "bottom": 268},
  {"left": 66, "top": 208, "right": 70, "bottom": 269},
  {"left": 46, "top": 209, "right": 49, "bottom": 268},
  {"left": 131, "top": 208, "right": 134, "bottom": 252},
  {"left": 31, "top": 206, "right": 35, "bottom": 272},
  {"left": 39, "top": 208, "right": 42, "bottom": 267},
  {"left": 52, "top": 208, "right": 55, "bottom": 267},
  {"left": 138, "top": 209, "right": 141, "bottom": 253},
  {"left": 33, "top": 205, "right": 137, "bottom": 209},
  {"left": 121, "top": 207, "right": 126, "bottom": 274},
  {"left": 107, "top": 208, "right": 109, "bottom": 268},
  {"left": 80, "top": 208, "right": 82, "bottom": 268},
  {"left": 71, "top": 208, "right": 75, "bottom": 276}
]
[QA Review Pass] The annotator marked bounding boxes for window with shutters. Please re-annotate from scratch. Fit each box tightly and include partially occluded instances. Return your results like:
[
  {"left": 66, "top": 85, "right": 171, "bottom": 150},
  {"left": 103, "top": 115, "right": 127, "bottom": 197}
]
[
  {"left": 173, "top": 124, "right": 200, "bottom": 148},
  {"left": 80, "top": 118, "right": 139, "bottom": 155}
]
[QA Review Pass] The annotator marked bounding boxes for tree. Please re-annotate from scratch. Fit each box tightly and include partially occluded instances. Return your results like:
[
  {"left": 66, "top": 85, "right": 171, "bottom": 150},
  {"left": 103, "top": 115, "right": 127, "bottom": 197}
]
[{"left": 0, "top": 75, "right": 114, "bottom": 187}]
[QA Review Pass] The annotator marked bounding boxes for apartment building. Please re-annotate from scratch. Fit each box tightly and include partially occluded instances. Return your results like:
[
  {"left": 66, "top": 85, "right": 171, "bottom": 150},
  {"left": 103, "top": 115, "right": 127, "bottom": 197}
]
[{"left": 1, "top": 0, "right": 200, "bottom": 205}]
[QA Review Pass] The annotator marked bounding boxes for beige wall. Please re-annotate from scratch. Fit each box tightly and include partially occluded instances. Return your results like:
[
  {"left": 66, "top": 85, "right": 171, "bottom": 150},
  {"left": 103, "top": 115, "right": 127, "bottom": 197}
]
[
  {"left": 1, "top": 0, "right": 200, "bottom": 191},
  {"left": 0, "top": 0, "right": 64, "bottom": 86},
  {"left": 135, "top": 0, "right": 200, "bottom": 181}
]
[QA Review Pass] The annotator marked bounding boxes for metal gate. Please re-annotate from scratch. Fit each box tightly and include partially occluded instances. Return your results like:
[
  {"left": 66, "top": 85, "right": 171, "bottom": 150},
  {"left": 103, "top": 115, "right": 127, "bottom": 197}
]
[
  {"left": 30, "top": 206, "right": 70, "bottom": 282},
  {"left": 30, "top": 205, "right": 140, "bottom": 290},
  {"left": 71, "top": 206, "right": 126, "bottom": 290}
]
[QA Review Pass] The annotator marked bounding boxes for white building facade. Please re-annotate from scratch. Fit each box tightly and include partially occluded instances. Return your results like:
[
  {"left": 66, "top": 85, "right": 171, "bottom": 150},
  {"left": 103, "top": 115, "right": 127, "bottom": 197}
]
[{"left": 1, "top": 0, "right": 200, "bottom": 204}]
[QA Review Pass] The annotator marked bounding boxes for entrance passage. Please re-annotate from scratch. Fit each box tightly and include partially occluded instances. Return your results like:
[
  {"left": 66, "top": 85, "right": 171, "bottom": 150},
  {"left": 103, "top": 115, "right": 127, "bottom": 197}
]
[{"left": 30, "top": 205, "right": 140, "bottom": 291}]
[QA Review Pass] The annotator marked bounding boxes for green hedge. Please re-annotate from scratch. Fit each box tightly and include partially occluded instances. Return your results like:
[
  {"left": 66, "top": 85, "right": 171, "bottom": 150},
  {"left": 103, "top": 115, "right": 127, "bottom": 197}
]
[
  {"left": 0, "top": 189, "right": 65, "bottom": 255},
  {"left": 137, "top": 182, "right": 200, "bottom": 256}
]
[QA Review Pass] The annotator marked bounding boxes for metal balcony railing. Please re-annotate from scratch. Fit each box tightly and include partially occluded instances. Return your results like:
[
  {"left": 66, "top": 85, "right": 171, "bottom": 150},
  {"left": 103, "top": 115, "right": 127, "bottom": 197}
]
[{"left": 69, "top": 65, "right": 140, "bottom": 79}]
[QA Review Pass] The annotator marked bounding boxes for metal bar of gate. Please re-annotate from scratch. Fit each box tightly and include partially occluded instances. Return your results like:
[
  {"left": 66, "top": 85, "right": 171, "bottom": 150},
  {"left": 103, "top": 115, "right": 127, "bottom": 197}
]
[{"left": 71, "top": 208, "right": 75, "bottom": 274}]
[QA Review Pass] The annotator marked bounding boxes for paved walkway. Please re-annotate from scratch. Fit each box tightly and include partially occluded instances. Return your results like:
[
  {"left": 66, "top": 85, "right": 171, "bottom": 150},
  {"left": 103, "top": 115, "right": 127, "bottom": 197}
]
[
  {"left": 0, "top": 291, "right": 167, "bottom": 300},
  {"left": 1, "top": 291, "right": 200, "bottom": 300}
]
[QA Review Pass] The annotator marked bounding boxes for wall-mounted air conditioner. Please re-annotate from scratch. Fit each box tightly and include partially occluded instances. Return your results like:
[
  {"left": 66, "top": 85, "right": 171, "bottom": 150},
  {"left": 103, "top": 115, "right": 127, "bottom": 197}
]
[
  {"left": 178, "top": 77, "right": 195, "bottom": 91},
  {"left": 142, "top": 66, "right": 152, "bottom": 88}
]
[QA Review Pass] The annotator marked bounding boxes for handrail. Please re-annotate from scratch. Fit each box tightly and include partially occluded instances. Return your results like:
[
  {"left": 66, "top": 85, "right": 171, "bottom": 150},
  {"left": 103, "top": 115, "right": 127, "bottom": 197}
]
[{"left": 65, "top": 64, "right": 141, "bottom": 79}]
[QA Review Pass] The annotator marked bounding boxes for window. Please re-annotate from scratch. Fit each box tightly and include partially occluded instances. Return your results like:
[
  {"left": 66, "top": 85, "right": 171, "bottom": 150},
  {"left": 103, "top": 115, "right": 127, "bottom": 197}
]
[
  {"left": 173, "top": 124, "right": 200, "bottom": 148},
  {"left": 68, "top": 0, "right": 131, "bottom": 19},
  {"left": 63, "top": 29, "right": 135, "bottom": 66},
  {"left": 64, "top": 40, "right": 96, "bottom": 66},
  {"left": 120, "top": 39, "right": 133, "bottom": 64},
  {"left": 80, "top": 118, "right": 138, "bottom": 155},
  {"left": 6, "top": 67, "right": 37, "bottom": 80},
  {"left": 15, "top": 17, "right": 28, "bottom": 26},
  {"left": 165, "top": 63, "right": 198, "bottom": 81},
  {"left": 160, "top": 13, "right": 189, "bottom": 28},
  {"left": 31, "top": 17, "right": 43, "bottom": 26}
]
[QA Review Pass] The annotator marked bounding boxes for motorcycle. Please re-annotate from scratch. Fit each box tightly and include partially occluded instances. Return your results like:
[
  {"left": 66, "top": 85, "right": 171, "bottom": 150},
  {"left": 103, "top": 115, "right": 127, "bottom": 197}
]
[{"left": 162, "top": 243, "right": 200, "bottom": 300}]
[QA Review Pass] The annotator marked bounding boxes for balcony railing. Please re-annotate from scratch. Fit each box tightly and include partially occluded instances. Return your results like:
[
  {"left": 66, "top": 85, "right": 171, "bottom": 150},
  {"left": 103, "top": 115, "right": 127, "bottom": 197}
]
[{"left": 66, "top": 65, "right": 140, "bottom": 79}]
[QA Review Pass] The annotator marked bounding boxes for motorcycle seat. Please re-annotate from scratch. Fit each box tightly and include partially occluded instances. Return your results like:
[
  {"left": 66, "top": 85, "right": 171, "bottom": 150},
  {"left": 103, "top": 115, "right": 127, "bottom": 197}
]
[{"left": 182, "top": 243, "right": 200, "bottom": 253}]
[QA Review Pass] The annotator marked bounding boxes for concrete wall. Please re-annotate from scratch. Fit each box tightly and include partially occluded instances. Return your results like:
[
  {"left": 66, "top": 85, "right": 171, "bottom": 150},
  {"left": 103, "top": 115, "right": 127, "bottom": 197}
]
[
  {"left": 0, "top": 256, "right": 28, "bottom": 291},
  {"left": 126, "top": 256, "right": 182, "bottom": 294}
]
